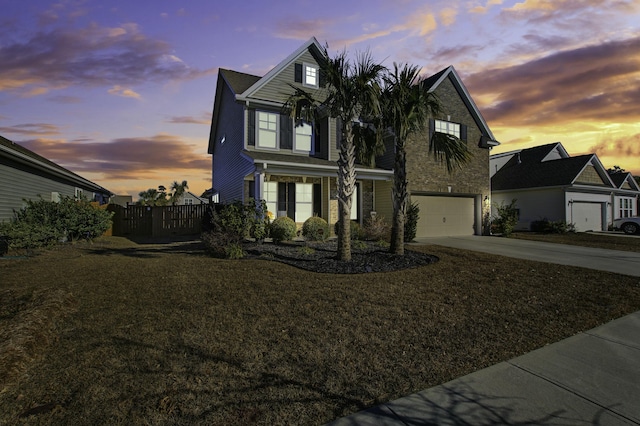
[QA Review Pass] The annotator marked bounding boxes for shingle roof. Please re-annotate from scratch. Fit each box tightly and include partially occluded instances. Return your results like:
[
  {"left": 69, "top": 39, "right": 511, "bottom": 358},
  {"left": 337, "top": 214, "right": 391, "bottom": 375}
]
[
  {"left": 608, "top": 171, "right": 629, "bottom": 188},
  {"left": 0, "top": 134, "right": 111, "bottom": 194},
  {"left": 219, "top": 69, "right": 261, "bottom": 95},
  {"left": 492, "top": 146, "right": 596, "bottom": 191}
]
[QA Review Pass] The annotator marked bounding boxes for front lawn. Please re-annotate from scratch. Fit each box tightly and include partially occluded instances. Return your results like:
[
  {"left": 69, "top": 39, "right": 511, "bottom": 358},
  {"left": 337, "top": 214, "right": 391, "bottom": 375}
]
[{"left": 1, "top": 237, "right": 639, "bottom": 425}]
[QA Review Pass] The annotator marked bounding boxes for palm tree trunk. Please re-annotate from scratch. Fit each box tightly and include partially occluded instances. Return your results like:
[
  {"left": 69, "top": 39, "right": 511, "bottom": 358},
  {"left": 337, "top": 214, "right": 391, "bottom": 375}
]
[
  {"left": 336, "top": 125, "right": 355, "bottom": 261},
  {"left": 390, "top": 139, "right": 408, "bottom": 255}
]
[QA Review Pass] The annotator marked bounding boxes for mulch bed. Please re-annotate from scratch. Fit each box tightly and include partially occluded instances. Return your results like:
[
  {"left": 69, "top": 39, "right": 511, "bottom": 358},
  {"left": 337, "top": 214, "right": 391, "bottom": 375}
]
[{"left": 243, "top": 240, "right": 438, "bottom": 274}]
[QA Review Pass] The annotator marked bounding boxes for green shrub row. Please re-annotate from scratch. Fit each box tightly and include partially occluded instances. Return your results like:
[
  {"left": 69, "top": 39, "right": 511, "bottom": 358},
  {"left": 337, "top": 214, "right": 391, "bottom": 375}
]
[
  {"left": 0, "top": 196, "right": 113, "bottom": 252},
  {"left": 530, "top": 219, "right": 576, "bottom": 234}
]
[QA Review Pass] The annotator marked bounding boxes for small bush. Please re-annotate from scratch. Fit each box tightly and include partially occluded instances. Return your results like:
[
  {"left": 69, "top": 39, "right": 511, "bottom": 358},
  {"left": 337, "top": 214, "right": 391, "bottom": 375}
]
[
  {"left": 404, "top": 202, "right": 420, "bottom": 242},
  {"left": 334, "top": 220, "right": 362, "bottom": 240},
  {"left": 352, "top": 240, "right": 367, "bottom": 250},
  {"left": 0, "top": 196, "right": 112, "bottom": 252},
  {"left": 297, "top": 246, "right": 315, "bottom": 256},
  {"left": 225, "top": 243, "right": 245, "bottom": 259},
  {"left": 302, "top": 217, "right": 329, "bottom": 241},
  {"left": 270, "top": 216, "right": 297, "bottom": 243},
  {"left": 362, "top": 215, "right": 390, "bottom": 242},
  {"left": 493, "top": 199, "right": 518, "bottom": 237},
  {"left": 530, "top": 218, "right": 576, "bottom": 234}
]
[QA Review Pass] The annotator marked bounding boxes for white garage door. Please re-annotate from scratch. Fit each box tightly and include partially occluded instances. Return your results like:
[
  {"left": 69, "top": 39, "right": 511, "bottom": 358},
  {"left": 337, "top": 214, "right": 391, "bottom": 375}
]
[
  {"left": 413, "top": 196, "right": 476, "bottom": 237},
  {"left": 572, "top": 202, "right": 603, "bottom": 232}
]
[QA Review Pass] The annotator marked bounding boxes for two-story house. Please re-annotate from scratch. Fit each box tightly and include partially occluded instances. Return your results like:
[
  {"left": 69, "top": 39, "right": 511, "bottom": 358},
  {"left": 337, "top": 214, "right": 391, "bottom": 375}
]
[{"left": 208, "top": 37, "right": 499, "bottom": 237}]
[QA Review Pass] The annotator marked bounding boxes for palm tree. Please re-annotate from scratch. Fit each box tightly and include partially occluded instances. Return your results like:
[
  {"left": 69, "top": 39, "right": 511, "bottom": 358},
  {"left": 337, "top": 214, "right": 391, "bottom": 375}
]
[
  {"left": 381, "top": 63, "right": 471, "bottom": 255},
  {"left": 285, "top": 48, "right": 385, "bottom": 261},
  {"left": 170, "top": 180, "right": 189, "bottom": 204},
  {"left": 137, "top": 188, "right": 160, "bottom": 206}
]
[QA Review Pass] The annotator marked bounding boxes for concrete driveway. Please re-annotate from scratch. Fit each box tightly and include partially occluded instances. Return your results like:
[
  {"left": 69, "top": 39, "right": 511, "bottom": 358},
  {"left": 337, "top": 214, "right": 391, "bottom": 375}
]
[{"left": 414, "top": 235, "right": 640, "bottom": 277}]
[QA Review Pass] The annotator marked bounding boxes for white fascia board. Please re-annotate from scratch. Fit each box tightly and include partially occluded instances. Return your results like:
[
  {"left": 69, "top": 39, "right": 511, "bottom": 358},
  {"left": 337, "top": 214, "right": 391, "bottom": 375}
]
[
  {"left": 238, "top": 37, "right": 323, "bottom": 101},
  {"left": 571, "top": 154, "right": 615, "bottom": 187}
]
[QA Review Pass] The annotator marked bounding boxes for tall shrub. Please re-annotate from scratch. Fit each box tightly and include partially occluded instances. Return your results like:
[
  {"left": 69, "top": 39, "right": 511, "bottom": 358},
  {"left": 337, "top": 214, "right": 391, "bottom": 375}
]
[{"left": 493, "top": 199, "right": 519, "bottom": 237}]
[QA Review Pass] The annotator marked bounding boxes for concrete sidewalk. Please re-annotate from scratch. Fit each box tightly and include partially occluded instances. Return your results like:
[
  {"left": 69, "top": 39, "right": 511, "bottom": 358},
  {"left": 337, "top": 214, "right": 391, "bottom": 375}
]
[
  {"left": 414, "top": 235, "right": 640, "bottom": 277},
  {"left": 327, "top": 311, "right": 640, "bottom": 425}
]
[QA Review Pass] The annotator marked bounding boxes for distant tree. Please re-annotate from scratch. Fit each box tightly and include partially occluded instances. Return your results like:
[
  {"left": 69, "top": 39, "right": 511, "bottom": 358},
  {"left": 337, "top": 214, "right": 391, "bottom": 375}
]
[
  {"left": 607, "top": 165, "right": 626, "bottom": 174},
  {"left": 137, "top": 181, "right": 189, "bottom": 206},
  {"left": 170, "top": 180, "right": 189, "bottom": 204}
]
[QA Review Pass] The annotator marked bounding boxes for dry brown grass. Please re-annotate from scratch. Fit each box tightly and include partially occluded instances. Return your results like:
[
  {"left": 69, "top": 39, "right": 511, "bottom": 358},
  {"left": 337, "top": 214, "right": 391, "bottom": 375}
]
[{"left": 0, "top": 236, "right": 638, "bottom": 425}]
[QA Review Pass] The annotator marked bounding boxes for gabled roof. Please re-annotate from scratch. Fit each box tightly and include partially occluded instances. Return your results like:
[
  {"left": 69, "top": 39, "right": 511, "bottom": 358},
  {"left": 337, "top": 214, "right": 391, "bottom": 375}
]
[
  {"left": 0, "top": 135, "right": 111, "bottom": 195},
  {"left": 237, "top": 37, "right": 325, "bottom": 102},
  {"left": 608, "top": 171, "right": 640, "bottom": 191},
  {"left": 423, "top": 65, "right": 498, "bottom": 145},
  {"left": 491, "top": 142, "right": 617, "bottom": 191}
]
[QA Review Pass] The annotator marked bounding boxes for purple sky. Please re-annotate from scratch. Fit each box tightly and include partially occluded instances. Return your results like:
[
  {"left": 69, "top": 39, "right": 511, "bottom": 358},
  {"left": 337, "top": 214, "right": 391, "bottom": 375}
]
[{"left": 2, "top": 0, "right": 639, "bottom": 197}]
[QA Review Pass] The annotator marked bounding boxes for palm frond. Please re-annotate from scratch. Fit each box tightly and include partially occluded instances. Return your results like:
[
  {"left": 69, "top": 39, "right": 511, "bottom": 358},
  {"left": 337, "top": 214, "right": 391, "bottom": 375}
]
[{"left": 429, "top": 132, "right": 472, "bottom": 173}]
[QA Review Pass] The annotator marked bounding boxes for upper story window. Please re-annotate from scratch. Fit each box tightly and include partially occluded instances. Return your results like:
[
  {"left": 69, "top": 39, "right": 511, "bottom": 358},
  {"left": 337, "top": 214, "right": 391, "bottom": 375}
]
[
  {"left": 304, "top": 63, "right": 318, "bottom": 88},
  {"left": 257, "top": 111, "right": 278, "bottom": 149},
  {"left": 435, "top": 119, "right": 460, "bottom": 138},
  {"left": 294, "top": 122, "right": 313, "bottom": 153}
]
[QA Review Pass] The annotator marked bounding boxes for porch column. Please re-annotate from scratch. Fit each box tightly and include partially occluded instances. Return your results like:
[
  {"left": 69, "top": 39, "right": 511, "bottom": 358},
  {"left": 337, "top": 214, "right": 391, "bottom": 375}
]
[{"left": 254, "top": 171, "right": 265, "bottom": 203}]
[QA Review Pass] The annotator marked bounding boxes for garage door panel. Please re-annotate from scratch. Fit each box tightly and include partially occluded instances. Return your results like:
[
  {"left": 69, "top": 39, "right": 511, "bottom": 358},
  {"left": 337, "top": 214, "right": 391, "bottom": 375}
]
[
  {"left": 414, "top": 196, "right": 475, "bottom": 237},
  {"left": 572, "top": 202, "right": 602, "bottom": 232}
]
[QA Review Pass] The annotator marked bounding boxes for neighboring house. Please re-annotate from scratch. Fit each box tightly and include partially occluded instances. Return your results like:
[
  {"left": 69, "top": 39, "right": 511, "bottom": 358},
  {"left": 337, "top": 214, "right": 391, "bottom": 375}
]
[
  {"left": 490, "top": 142, "right": 640, "bottom": 232},
  {"left": 173, "top": 191, "right": 209, "bottom": 205},
  {"left": 0, "top": 135, "right": 112, "bottom": 222},
  {"left": 110, "top": 195, "right": 133, "bottom": 207},
  {"left": 208, "top": 37, "right": 499, "bottom": 237}
]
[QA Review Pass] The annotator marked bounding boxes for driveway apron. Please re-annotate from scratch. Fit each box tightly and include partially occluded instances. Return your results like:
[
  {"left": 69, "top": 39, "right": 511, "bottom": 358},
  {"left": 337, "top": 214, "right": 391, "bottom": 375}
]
[{"left": 414, "top": 236, "right": 640, "bottom": 277}]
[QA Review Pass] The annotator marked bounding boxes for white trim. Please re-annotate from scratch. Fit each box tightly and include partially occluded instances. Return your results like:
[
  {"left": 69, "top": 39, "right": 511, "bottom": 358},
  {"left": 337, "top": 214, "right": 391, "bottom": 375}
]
[{"left": 238, "top": 37, "right": 323, "bottom": 100}]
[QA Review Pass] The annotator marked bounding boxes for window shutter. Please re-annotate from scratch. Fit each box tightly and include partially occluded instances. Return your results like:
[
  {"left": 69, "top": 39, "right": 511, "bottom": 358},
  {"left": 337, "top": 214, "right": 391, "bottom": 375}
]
[
  {"left": 316, "top": 116, "right": 328, "bottom": 159},
  {"left": 319, "top": 69, "right": 326, "bottom": 88},
  {"left": 313, "top": 183, "right": 322, "bottom": 217},
  {"left": 280, "top": 115, "right": 292, "bottom": 150},
  {"left": 287, "top": 183, "right": 296, "bottom": 220},
  {"left": 460, "top": 124, "right": 467, "bottom": 142},
  {"left": 248, "top": 109, "right": 256, "bottom": 146},
  {"left": 428, "top": 118, "right": 435, "bottom": 142},
  {"left": 278, "top": 182, "right": 287, "bottom": 214},
  {"left": 294, "top": 63, "right": 303, "bottom": 83}
]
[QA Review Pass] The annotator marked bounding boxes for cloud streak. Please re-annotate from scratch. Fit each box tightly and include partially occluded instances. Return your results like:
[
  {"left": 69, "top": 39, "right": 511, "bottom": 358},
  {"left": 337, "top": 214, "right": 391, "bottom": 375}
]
[
  {"left": 465, "top": 35, "right": 640, "bottom": 126},
  {"left": 0, "top": 22, "right": 216, "bottom": 96},
  {"left": 17, "top": 134, "right": 210, "bottom": 180}
]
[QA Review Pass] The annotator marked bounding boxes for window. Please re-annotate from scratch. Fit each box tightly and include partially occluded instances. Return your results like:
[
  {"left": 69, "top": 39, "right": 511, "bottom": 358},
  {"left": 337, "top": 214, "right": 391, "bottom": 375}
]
[
  {"left": 620, "top": 198, "right": 634, "bottom": 218},
  {"left": 294, "top": 122, "right": 313, "bottom": 152},
  {"left": 295, "top": 183, "right": 313, "bottom": 222},
  {"left": 185, "top": 198, "right": 193, "bottom": 205},
  {"left": 304, "top": 63, "right": 318, "bottom": 88},
  {"left": 264, "top": 181, "right": 278, "bottom": 218},
  {"left": 435, "top": 119, "right": 460, "bottom": 138},
  {"left": 257, "top": 111, "right": 278, "bottom": 149}
]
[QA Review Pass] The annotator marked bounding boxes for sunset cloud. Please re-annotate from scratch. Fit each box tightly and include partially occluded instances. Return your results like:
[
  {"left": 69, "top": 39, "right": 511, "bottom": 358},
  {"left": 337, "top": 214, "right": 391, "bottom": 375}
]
[
  {"left": 166, "top": 114, "right": 211, "bottom": 125},
  {"left": 17, "top": 134, "right": 210, "bottom": 180},
  {"left": 0, "top": 123, "right": 62, "bottom": 136},
  {"left": 0, "top": 22, "right": 216, "bottom": 96},
  {"left": 108, "top": 85, "right": 142, "bottom": 99},
  {"left": 465, "top": 35, "right": 640, "bottom": 126},
  {"left": 590, "top": 133, "right": 640, "bottom": 162}
]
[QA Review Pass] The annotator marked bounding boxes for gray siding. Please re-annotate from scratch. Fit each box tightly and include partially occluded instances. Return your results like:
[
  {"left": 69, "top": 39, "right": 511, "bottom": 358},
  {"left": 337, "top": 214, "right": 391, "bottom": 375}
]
[
  {"left": 212, "top": 82, "right": 254, "bottom": 202},
  {"left": 1, "top": 159, "right": 82, "bottom": 222},
  {"left": 253, "top": 50, "right": 326, "bottom": 104}
]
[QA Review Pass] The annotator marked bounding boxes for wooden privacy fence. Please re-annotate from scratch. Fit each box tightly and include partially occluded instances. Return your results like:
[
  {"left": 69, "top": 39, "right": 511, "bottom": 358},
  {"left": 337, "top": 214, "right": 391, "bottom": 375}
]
[{"left": 108, "top": 204, "right": 208, "bottom": 238}]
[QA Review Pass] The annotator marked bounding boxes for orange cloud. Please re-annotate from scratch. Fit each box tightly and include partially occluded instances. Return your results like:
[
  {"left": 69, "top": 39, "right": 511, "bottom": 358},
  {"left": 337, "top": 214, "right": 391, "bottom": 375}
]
[{"left": 108, "top": 85, "right": 142, "bottom": 99}]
